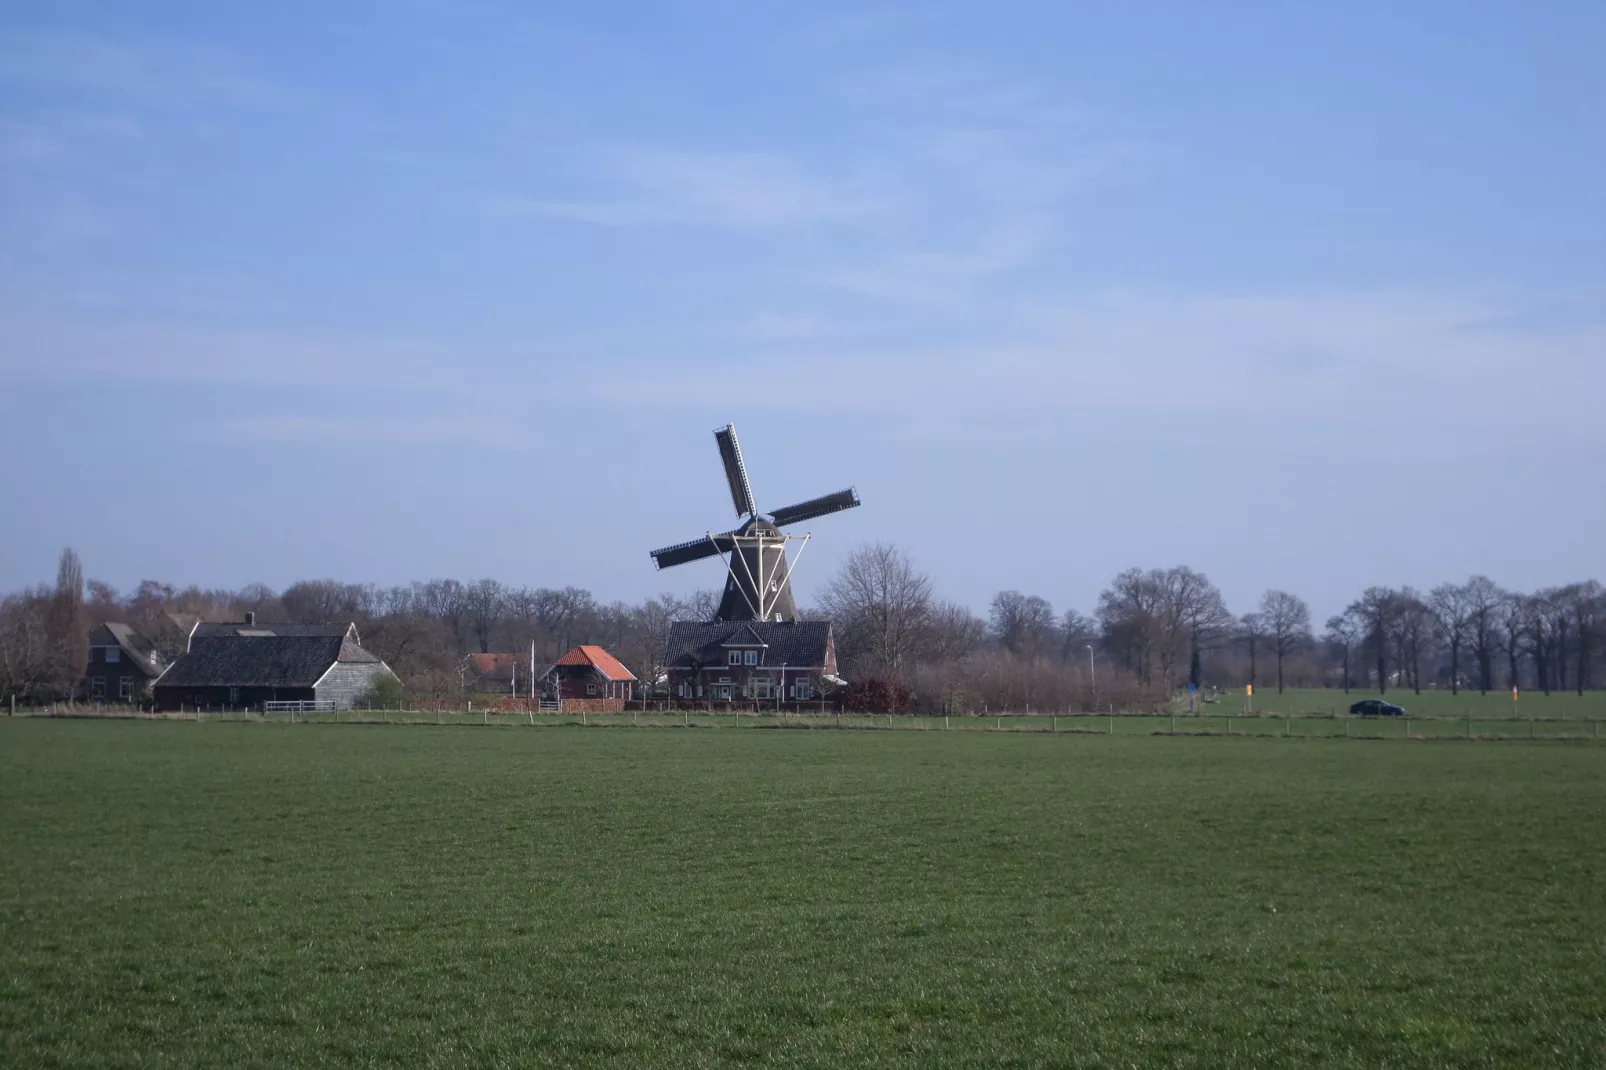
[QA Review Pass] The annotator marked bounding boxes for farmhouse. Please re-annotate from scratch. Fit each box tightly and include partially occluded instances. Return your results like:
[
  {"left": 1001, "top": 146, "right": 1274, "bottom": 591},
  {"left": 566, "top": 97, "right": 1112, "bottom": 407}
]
[
  {"left": 84, "top": 622, "right": 167, "bottom": 702},
  {"left": 153, "top": 618, "right": 397, "bottom": 711},
  {"left": 663, "top": 620, "right": 837, "bottom": 702},
  {"left": 541, "top": 645, "right": 637, "bottom": 712},
  {"left": 461, "top": 652, "right": 542, "bottom": 694}
]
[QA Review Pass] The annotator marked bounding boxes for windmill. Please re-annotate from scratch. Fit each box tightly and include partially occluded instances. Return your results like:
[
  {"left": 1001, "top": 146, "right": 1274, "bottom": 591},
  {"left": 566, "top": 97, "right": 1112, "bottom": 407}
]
[{"left": 650, "top": 424, "right": 861, "bottom": 622}]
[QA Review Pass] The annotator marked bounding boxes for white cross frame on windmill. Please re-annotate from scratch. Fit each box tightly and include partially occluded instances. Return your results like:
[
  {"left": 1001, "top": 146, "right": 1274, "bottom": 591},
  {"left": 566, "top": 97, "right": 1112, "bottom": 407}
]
[{"left": 649, "top": 423, "right": 861, "bottom": 623}]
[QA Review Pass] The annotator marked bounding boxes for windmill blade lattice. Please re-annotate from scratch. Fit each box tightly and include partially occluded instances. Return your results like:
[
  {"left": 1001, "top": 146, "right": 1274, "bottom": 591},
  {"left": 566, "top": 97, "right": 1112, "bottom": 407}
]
[
  {"left": 768, "top": 488, "right": 860, "bottom": 528},
  {"left": 648, "top": 422, "right": 862, "bottom": 622},
  {"left": 713, "top": 425, "right": 757, "bottom": 518}
]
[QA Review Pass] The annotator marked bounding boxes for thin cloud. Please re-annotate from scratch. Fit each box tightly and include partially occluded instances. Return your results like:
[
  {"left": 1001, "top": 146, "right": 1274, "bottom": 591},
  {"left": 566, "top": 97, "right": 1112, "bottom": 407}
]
[
  {"left": 217, "top": 415, "right": 524, "bottom": 449},
  {"left": 491, "top": 147, "right": 889, "bottom": 229}
]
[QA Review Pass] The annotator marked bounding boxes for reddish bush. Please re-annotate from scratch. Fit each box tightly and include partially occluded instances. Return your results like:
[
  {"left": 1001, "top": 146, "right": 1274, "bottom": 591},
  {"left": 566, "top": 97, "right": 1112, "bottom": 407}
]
[{"left": 844, "top": 676, "right": 913, "bottom": 714}]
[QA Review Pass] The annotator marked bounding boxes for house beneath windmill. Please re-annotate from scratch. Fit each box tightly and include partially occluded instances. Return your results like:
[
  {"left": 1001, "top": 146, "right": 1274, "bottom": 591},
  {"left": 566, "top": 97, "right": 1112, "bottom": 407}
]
[
  {"left": 664, "top": 620, "right": 838, "bottom": 703},
  {"left": 152, "top": 614, "right": 398, "bottom": 711}
]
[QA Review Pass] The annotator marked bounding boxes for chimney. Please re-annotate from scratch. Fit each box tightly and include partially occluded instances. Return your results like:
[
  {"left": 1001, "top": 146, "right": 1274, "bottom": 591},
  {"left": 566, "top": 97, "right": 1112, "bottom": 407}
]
[{"left": 244, "top": 611, "right": 256, "bottom": 627}]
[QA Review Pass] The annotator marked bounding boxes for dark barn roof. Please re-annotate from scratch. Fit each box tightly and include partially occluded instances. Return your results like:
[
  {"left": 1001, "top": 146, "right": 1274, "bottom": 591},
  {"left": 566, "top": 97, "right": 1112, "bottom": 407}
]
[
  {"left": 192, "top": 622, "right": 357, "bottom": 642},
  {"left": 665, "top": 620, "right": 833, "bottom": 669},
  {"left": 155, "top": 635, "right": 379, "bottom": 689},
  {"left": 88, "top": 622, "right": 167, "bottom": 677}
]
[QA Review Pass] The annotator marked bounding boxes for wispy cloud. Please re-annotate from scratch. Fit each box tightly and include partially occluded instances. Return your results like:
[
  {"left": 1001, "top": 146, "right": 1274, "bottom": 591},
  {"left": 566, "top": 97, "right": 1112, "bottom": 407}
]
[
  {"left": 600, "top": 288, "right": 1606, "bottom": 449},
  {"left": 217, "top": 415, "right": 523, "bottom": 449},
  {"left": 817, "top": 216, "right": 1054, "bottom": 302},
  {"left": 0, "top": 310, "right": 469, "bottom": 392},
  {"left": 0, "top": 31, "right": 292, "bottom": 110},
  {"left": 489, "top": 147, "right": 889, "bottom": 229}
]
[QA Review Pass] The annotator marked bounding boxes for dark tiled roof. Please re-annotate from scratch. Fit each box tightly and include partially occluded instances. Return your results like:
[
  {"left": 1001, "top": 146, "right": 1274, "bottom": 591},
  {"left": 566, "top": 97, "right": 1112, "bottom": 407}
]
[
  {"left": 156, "top": 635, "right": 376, "bottom": 688},
  {"left": 89, "top": 622, "right": 166, "bottom": 678},
  {"left": 192, "top": 622, "right": 356, "bottom": 641},
  {"left": 665, "top": 620, "right": 832, "bottom": 669}
]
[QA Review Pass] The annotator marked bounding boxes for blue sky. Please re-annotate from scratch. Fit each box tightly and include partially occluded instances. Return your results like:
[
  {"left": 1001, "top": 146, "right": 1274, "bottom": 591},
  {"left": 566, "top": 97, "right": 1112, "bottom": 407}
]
[{"left": 2, "top": 1, "right": 1603, "bottom": 622}]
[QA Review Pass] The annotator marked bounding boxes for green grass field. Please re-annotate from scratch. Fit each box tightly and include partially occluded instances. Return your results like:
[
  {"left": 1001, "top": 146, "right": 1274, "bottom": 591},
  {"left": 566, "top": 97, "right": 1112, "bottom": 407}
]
[
  {"left": 3, "top": 721, "right": 1604, "bottom": 1067},
  {"left": 1193, "top": 686, "right": 1606, "bottom": 720}
]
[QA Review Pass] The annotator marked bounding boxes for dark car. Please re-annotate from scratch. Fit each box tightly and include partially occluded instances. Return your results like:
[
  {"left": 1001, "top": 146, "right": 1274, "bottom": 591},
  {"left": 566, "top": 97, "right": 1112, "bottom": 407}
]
[{"left": 1349, "top": 699, "right": 1407, "bottom": 717}]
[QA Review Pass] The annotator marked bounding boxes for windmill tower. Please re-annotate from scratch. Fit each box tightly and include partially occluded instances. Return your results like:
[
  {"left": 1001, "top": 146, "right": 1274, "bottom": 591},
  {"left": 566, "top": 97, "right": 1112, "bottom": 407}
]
[{"left": 650, "top": 424, "right": 861, "bottom": 622}]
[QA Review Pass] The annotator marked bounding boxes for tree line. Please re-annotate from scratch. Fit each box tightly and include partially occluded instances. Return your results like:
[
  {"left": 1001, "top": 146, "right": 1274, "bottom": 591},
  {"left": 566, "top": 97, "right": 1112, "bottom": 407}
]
[{"left": 1, "top": 546, "right": 1601, "bottom": 709}]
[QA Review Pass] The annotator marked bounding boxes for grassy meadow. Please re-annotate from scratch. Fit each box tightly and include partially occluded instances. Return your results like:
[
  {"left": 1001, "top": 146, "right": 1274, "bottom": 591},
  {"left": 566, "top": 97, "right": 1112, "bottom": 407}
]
[
  {"left": 2, "top": 720, "right": 1604, "bottom": 1067},
  {"left": 1191, "top": 685, "right": 1606, "bottom": 720}
]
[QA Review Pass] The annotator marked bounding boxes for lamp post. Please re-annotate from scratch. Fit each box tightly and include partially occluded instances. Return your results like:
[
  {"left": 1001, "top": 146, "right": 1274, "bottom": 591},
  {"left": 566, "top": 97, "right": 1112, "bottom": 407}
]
[{"left": 1087, "top": 644, "right": 1096, "bottom": 689}]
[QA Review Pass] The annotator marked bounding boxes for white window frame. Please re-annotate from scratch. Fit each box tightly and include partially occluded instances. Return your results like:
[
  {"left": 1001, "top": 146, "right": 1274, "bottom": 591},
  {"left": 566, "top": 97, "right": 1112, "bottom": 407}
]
[
  {"left": 744, "top": 650, "right": 758, "bottom": 666},
  {"left": 586, "top": 681, "right": 596, "bottom": 695},
  {"left": 229, "top": 687, "right": 239, "bottom": 704},
  {"left": 90, "top": 677, "right": 106, "bottom": 699},
  {"left": 118, "top": 676, "right": 133, "bottom": 700},
  {"left": 792, "top": 676, "right": 812, "bottom": 700},
  {"left": 728, "top": 650, "right": 741, "bottom": 666}
]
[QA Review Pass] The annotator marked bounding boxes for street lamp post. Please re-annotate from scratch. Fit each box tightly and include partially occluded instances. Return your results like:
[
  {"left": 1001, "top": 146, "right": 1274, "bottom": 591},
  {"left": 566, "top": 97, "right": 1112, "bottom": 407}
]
[{"left": 1087, "top": 644, "right": 1096, "bottom": 689}]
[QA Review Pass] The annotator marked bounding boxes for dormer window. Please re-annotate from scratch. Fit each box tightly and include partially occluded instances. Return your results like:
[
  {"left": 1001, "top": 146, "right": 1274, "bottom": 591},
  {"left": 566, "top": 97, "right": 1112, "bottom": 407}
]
[
  {"left": 728, "top": 651, "right": 741, "bottom": 665},
  {"left": 744, "top": 650, "right": 758, "bottom": 666}
]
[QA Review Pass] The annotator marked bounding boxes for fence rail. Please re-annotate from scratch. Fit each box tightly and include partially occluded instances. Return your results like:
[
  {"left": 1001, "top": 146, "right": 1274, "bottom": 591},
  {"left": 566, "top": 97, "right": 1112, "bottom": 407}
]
[
  {"left": 263, "top": 700, "right": 336, "bottom": 714},
  {"left": 3, "top": 704, "right": 1603, "bottom": 741}
]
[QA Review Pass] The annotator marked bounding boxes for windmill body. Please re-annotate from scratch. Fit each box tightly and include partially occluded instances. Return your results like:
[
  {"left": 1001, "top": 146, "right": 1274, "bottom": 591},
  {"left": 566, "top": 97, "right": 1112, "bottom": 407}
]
[{"left": 650, "top": 424, "right": 860, "bottom": 623}]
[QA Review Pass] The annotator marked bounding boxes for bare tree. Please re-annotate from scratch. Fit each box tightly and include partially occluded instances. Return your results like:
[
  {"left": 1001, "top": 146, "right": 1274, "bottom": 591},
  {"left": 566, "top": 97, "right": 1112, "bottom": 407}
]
[
  {"left": 1428, "top": 582, "right": 1474, "bottom": 694},
  {"left": 1324, "top": 613, "right": 1361, "bottom": 692},
  {"left": 1258, "top": 590, "right": 1311, "bottom": 693},
  {"left": 464, "top": 579, "right": 506, "bottom": 654},
  {"left": 925, "top": 600, "right": 987, "bottom": 664},
  {"left": 1059, "top": 609, "right": 1097, "bottom": 665},
  {"left": 1239, "top": 612, "right": 1266, "bottom": 690},
  {"left": 1464, "top": 575, "right": 1504, "bottom": 693},
  {"left": 1560, "top": 581, "right": 1603, "bottom": 695},
  {"left": 817, "top": 543, "right": 933, "bottom": 676},
  {"left": 46, "top": 548, "right": 87, "bottom": 697},
  {"left": 421, "top": 579, "right": 469, "bottom": 655},
  {"left": 282, "top": 579, "right": 368, "bottom": 622},
  {"left": 1097, "top": 568, "right": 1164, "bottom": 684},
  {"left": 1345, "top": 587, "right": 1398, "bottom": 693},
  {"left": 1389, "top": 588, "right": 1431, "bottom": 694},
  {"left": 1169, "top": 567, "right": 1233, "bottom": 689},
  {"left": 989, "top": 590, "right": 1059, "bottom": 659}
]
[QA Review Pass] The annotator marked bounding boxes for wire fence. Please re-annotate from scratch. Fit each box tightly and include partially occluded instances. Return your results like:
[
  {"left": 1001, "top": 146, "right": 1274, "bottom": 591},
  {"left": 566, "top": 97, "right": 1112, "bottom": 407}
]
[{"left": 4, "top": 704, "right": 1603, "bottom": 741}]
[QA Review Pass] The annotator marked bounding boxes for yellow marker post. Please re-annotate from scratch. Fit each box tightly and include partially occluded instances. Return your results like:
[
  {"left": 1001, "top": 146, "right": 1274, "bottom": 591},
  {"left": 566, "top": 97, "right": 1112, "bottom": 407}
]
[{"left": 1245, "top": 683, "right": 1253, "bottom": 714}]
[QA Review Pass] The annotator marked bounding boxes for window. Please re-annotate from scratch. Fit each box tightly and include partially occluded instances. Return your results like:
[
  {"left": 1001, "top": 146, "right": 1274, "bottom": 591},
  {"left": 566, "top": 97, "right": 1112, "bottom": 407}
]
[
  {"left": 105, "top": 647, "right": 120, "bottom": 663},
  {"left": 118, "top": 677, "right": 133, "bottom": 700},
  {"left": 793, "top": 676, "right": 812, "bottom": 700},
  {"left": 229, "top": 687, "right": 239, "bottom": 704},
  {"left": 90, "top": 677, "right": 106, "bottom": 699},
  {"left": 586, "top": 681, "right": 596, "bottom": 695},
  {"left": 728, "top": 650, "right": 741, "bottom": 665},
  {"left": 744, "top": 650, "right": 758, "bottom": 666}
]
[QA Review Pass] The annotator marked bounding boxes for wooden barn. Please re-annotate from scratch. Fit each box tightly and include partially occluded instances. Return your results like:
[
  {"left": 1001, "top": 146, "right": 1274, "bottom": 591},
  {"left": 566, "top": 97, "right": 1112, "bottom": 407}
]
[
  {"left": 541, "top": 645, "right": 636, "bottom": 712},
  {"left": 152, "top": 620, "right": 397, "bottom": 711}
]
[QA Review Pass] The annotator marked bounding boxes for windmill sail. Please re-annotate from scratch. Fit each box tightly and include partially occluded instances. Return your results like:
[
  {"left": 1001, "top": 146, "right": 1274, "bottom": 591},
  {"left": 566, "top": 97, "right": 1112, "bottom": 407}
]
[
  {"left": 650, "top": 532, "right": 738, "bottom": 570},
  {"left": 768, "top": 488, "right": 860, "bottom": 528},
  {"left": 714, "top": 424, "right": 757, "bottom": 518}
]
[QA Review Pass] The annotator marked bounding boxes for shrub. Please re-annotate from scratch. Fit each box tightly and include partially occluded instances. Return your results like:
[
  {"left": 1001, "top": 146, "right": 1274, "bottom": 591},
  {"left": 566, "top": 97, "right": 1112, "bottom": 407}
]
[{"left": 360, "top": 674, "right": 405, "bottom": 709}]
